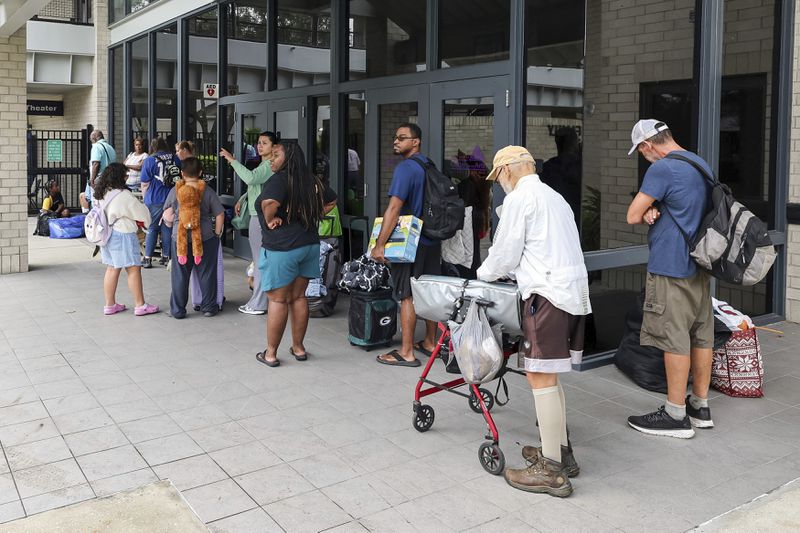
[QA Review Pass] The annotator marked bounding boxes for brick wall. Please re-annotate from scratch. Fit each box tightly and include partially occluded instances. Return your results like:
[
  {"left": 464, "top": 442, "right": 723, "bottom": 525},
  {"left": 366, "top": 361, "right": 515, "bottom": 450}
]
[
  {"left": 787, "top": 12, "right": 800, "bottom": 323},
  {"left": 0, "top": 27, "right": 29, "bottom": 274}
]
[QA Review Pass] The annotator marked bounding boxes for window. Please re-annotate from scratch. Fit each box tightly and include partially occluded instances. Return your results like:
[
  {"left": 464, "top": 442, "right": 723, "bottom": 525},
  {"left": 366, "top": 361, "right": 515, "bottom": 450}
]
[
  {"left": 227, "top": 1, "right": 268, "bottom": 95},
  {"left": 155, "top": 25, "right": 178, "bottom": 146},
  {"left": 347, "top": 1, "right": 427, "bottom": 80},
  {"left": 110, "top": 46, "right": 124, "bottom": 152},
  {"left": 275, "top": 0, "right": 331, "bottom": 88},
  {"left": 130, "top": 35, "right": 149, "bottom": 143},
  {"left": 187, "top": 9, "right": 219, "bottom": 181},
  {"left": 439, "top": 0, "right": 509, "bottom": 68}
]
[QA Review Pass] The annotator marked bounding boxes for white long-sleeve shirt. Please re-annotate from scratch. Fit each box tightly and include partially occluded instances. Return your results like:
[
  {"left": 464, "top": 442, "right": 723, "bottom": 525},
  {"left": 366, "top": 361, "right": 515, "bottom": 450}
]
[
  {"left": 477, "top": 174, "right": 592, "bottom": 316},
  {"left": 104, "top": 189, "right": 151, "bottom": 234}
]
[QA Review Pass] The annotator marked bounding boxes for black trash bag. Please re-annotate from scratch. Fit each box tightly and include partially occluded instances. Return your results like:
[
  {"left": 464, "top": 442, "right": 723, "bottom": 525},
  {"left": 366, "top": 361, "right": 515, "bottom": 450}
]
[{"left": 614, "top": 290, "right": 732, "bottom": 394}]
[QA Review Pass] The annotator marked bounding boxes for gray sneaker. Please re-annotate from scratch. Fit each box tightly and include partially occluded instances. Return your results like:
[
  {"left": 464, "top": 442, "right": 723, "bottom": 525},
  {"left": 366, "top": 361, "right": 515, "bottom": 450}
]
[
  {"left": 521, "top": 445, "right": 580, "bottom": 477},
  {"left": 628, "top": 406, "right": 695, "bottom": 439}
]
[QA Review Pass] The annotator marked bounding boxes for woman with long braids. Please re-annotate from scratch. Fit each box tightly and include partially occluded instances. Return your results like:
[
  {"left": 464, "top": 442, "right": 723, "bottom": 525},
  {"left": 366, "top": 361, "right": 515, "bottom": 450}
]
[
  {"left": 254, "top": 141, "right": 337, "bottom": 367},
  {"left": 93, "top": 163, "right": 159, "bottom": 316},
  {"left": 220, "top": 131, "right": 278, "bottom": 315}
]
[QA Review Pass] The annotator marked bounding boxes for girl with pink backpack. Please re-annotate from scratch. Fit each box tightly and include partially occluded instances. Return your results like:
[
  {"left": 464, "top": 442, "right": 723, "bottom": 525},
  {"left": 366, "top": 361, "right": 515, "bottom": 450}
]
[{"left": 92, "top": 163, "right": 159, "bottom": 316}]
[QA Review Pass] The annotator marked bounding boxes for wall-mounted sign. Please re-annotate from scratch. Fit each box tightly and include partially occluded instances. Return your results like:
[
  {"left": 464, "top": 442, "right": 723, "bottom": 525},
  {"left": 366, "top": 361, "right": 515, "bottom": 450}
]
[
  {"left": 27, "top": 100, "right": 64, "bottom": 116},
  {"left": 46, "top": 140, "right": 63, "bottom": 163},
  {"left": 203, "top": 83, "right": 219, "bottom": 99}
]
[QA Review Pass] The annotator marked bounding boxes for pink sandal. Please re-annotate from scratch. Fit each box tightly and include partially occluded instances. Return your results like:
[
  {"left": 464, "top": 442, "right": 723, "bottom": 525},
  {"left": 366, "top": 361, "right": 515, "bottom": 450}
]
[
  {"left": 103, "top": 303, "right": 126, "bottom": 315},
  {"left": 134, "top": 303, "right": 159, "bottom": 316}
]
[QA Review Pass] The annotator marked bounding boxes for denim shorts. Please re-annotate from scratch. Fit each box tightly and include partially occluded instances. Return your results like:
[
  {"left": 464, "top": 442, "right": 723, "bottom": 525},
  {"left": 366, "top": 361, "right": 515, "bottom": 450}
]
[{"left": 259, "top": 244, "right": 320, "bottom": 292}]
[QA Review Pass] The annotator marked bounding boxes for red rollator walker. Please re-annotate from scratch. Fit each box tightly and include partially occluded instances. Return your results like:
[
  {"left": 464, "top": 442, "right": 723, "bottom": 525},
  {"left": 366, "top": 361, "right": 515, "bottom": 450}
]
[{"left": 411, "top": 297, "right": 523, "bottom": 475}]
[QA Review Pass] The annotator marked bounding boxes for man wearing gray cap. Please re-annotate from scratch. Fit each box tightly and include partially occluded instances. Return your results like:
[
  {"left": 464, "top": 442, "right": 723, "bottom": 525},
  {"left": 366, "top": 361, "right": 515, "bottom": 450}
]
[
  {"left": 625, "top": 119, "right": 714, "bottom": 439},
  {"left": 477, "top": 145, "right": 591, "bottom": 498}
]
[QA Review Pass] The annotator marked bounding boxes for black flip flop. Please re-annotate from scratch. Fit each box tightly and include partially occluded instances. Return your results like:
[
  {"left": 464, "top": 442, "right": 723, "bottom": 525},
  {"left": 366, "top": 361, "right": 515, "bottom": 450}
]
[
  {"left": 413, "top": 341, "right": 433, "bottom": 357},
  {"left": 376, "top": 350, "right": 421, "bottom": 367},
  {"left": 289, "top": 348, "right": 308, "bottom": 361},
  {"left": 256, "top": 351, "right": 280, "bottom": 367}
]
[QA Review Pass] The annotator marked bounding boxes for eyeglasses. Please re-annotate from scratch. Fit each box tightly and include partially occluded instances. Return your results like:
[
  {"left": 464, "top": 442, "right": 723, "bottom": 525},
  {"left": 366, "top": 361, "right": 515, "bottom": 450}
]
[{"left": 394, "top": 135, "right": 418, "bottom": 142}]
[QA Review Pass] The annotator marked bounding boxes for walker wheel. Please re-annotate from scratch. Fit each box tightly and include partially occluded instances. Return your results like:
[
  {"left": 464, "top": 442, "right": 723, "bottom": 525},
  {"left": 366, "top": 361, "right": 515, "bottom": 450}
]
[
  {"left": 469, "top": 388, "right": 495, "bottom": 413},
  {"left": 413, "top": 404, "right": 435, "bottom": 432},
  {"left": 478, "top": 442, "right": 505, "bottom": 475}
]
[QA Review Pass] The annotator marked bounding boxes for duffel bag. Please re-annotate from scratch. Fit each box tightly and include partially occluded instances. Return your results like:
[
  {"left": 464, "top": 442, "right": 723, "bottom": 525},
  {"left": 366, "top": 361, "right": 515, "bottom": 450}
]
[{"left": 411, "top": 275, "right": 523, "bottom": 336}]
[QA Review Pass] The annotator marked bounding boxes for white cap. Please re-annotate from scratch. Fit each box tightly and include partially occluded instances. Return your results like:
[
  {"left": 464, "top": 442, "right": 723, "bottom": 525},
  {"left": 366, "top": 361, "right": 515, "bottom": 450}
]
[{"left": 628, "top": 119, "right": 670, "bottom": 155}]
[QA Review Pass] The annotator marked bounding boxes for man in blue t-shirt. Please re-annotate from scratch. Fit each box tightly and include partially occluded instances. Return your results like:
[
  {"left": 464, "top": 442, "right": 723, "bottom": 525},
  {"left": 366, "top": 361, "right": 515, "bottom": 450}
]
[
  {"left": 625, "top": 119, "right": 715, "bottom": 439},
  {"left": 372, "top": 123, "right": 441, "bottom": 368},
  {"left": 140, "top": 137, "right": 179, "bottom": 268}
]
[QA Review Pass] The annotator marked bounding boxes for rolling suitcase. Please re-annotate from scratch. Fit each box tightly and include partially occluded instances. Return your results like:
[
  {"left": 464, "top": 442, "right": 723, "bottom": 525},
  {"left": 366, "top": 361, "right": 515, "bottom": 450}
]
[
  {"left": 308, "top": 238, "right": 342, "bottom": 318},
  {"left": 348, "top": 288, "right": 397, "bottom": 350}
]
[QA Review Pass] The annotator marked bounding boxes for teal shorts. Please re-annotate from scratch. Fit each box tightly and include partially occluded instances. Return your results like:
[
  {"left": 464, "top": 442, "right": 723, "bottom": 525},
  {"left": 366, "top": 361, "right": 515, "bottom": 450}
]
[{"left": 259, "top": 244, "right": 320, "bottom": 292}]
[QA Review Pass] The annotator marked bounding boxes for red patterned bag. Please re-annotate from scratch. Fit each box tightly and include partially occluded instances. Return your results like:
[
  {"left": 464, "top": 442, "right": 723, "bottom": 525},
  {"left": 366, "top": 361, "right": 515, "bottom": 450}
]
[{"left": 711, "top": 329, "right": 764, "bottom": 398}]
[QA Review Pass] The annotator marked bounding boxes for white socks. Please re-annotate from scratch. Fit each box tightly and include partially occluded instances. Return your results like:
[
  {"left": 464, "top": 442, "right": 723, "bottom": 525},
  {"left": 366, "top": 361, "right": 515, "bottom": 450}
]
[{"left": 533, "top": 386, "right": 563, "bottom": 463}]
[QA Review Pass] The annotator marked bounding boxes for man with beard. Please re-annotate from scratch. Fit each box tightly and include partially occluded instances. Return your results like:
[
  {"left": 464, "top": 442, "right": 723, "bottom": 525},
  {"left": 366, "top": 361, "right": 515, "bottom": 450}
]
[{"left": 477, "top": 146, "right": 591, "bottom": 497}]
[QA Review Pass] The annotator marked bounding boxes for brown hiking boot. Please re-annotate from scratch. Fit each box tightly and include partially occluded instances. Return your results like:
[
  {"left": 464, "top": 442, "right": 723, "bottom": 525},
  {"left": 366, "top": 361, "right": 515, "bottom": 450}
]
[
  {"left": 503, "top": 456, "right": 573, "bottom": 497},
  {"left": 520, "top": 445, "right": 580, "bottom": 477}
]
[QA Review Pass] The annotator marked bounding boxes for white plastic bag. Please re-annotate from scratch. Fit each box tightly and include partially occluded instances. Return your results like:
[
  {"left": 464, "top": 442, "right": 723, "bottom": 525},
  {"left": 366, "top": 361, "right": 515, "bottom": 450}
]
[{"left": 448, "top": 302, "right": 503, "bottom": 384}]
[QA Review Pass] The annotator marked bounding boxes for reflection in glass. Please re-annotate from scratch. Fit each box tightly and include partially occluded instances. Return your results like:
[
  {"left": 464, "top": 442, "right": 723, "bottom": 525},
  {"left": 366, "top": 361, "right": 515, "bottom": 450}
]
[
  {"left": 130, "top": 35, "right": 149, "bottom": 143},
  {"left": 442, "top": 98, "right": 494, "bottom": 278},
  {"left": 155, "top": 25, "right": 178, "bottom": 147},
  {"left": 344, "top": 94, "right": 366, "bottom": 217},
  {"left": 347, "top": 1, "right": 426, "bottom": 80},
  {"left": 111, "top": 46, "right": 124, "bottom": 152},
  {"left": 110, "top": 0, "right": 125, "bottom": 23},
  {"left": 439, "top": 0, "right": 509, "bottom": 68},
  {"left": 227, "top": 1, "right": 268, "bottom": 95},
  {"left": 378, "top": 103, "right": 418, "bottom": 213},
  {"left": 275, "top": 1, "right": 331, "bottom": 89},
  {"left": 585, "top": 264, "right": 648, "bottom": 355},
  {"left": 188, "top": 9, "right": 219, "bottom": 183},
  {"left": 218, "top": 105, "right": 236, "bottom": 197},
  {"left": 312, "top": 96, "right": 331, "bottom": 186}
]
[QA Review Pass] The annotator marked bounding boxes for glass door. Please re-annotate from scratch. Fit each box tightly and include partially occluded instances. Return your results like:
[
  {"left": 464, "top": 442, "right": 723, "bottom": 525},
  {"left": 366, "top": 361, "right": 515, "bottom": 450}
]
[
  {"left": 267, "top": 97, "right": 309, "bottom": 151},
  {"left": 358, "top": 86, "right": 429, "bottom": 257},
  {"left": 430, "top": 77, "right": 511, "bottom": 266},
  {"left": 228, "top": 101, "right": 268, "bottom": 258}
]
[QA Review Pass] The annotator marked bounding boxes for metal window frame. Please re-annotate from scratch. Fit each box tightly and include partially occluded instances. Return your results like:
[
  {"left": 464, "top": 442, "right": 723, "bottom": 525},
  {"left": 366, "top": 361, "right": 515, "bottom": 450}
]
[{"left": 109, "top": 0, "right": 795, "bottom": 325}]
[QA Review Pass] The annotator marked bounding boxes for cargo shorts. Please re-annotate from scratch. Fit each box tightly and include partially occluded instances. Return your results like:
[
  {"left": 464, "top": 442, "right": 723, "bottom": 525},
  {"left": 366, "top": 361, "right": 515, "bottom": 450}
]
[{"left": 640, "top": 270, "right": 714, "bottom": 356}]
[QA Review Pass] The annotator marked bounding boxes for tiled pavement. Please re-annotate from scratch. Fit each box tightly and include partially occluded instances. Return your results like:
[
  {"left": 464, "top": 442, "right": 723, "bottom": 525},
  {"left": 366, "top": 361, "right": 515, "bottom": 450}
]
[{"left": 0, "top": 227, "right": 799, "bottom": 532}]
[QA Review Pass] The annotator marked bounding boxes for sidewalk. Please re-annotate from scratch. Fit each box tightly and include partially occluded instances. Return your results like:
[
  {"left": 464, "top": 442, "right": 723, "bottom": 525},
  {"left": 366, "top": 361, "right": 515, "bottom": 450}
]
[{"left": 0, "top": 222, "right": 799, "bottom": 532}]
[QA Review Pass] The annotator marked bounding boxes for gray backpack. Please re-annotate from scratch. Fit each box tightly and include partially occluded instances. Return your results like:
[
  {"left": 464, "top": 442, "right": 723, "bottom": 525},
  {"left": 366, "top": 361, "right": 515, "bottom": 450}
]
[{"left": 661, "top": 153, "right": 776, "bottom": 286}]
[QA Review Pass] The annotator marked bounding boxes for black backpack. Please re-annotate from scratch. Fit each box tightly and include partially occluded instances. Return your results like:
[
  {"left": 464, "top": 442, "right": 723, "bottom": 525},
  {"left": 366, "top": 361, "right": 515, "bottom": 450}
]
[
  {"left": 410, "top": 156, "right": 465, "bottom": 241},
  {"left": 156, "top": 153, "right": 181, "bottom": 188},
  {"left": 661, "top": 153, "right": 776, "bottom": 286}
]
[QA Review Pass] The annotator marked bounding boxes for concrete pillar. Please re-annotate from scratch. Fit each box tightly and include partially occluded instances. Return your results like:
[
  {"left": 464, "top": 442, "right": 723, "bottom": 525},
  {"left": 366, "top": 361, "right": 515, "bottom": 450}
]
[{"left": 0, "top": 26, "right": 29, "bottom": 274}]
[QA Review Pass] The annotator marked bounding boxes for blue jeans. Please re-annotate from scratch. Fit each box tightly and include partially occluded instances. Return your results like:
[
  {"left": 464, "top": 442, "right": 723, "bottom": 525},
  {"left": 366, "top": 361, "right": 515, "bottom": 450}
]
[{"left": 144, "top": 203, "right": 173, "bottom": 258}]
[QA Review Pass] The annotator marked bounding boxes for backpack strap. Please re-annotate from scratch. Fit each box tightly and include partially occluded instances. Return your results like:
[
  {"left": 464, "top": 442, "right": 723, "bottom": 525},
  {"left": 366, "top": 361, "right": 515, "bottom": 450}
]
[
  {"left": 655, "top": 152, "right": 716, "bottom": 248},
  {"left": 664, "top": 152, "right": 717, "bottom": 186},
  {"left": 99, "top": 189, "right": 124, "bottom": 227}
]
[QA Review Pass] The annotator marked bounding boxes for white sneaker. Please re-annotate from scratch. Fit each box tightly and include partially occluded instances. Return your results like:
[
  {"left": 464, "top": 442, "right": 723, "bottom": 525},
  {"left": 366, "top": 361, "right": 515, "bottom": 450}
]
[{"left": 238, "top": 305, "right": 265, "bottom": 315}]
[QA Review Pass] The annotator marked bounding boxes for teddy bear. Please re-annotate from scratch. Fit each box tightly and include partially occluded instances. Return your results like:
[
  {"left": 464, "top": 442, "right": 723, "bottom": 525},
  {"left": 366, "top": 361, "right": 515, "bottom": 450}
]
[{"left": 175, "top": 180, "right": 205, "bottom": 265}]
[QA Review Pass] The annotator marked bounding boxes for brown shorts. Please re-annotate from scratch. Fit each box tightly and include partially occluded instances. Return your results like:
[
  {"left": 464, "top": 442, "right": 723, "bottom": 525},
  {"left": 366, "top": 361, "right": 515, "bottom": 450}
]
[
  {"left": 521, "top": 294, "right": 586, "bottom": 373},
  {"left": 640, "top": 271, "right": 713, "bottom": 356}
]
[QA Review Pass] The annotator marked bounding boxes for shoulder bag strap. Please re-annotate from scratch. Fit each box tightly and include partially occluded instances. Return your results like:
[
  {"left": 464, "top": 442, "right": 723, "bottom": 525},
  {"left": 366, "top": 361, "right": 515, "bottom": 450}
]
[{"left": 664, "top": 152, "right": 717, "bottom": 186}]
